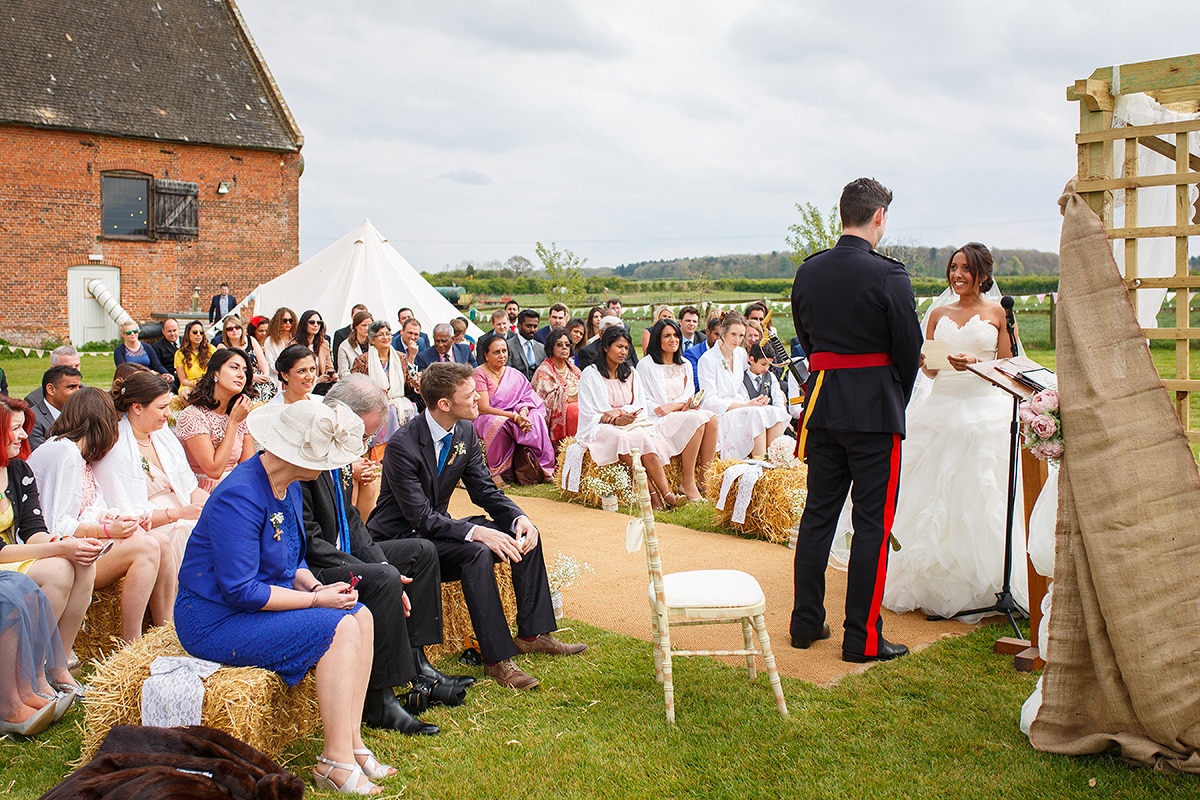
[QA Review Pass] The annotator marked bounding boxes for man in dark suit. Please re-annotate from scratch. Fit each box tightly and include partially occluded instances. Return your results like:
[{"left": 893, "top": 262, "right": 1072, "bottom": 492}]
[
  {"left": 207, "top": 282, "right": 236, "bottom": 324},
  {"left": 391, "top": 308, "right": 431, "bottom": 353},
  {"left": 415, "top": 323, "right": 476, "bottom": 370},
  {"left": 151, "top": 318, "right": 181, "bottom": 394},
  {"left": 678, "top": 306, "right": 702, "bottom": 349},
  {"left": 330, "top": 303, "right": 368, "bottom": 365},
  {"left": 302, "top": 378, "right": 470, "bottom": 735},
  {"left": 504, "top": 309, "right": 542, "bottom": 381},
  {"left": 24, "top": 345, "right": 81, "bottom": 407},
  {"left": 367, "top": 363, "right": 587, "bottom": 690},
  {"left": 29, "top": 365, "right": 83, "bottom": 451},
  {"left": 534, "top": 303, "right": 569, "bottom": 344},
  {"left": 789, "top": 177, "right": 923, "bottom": 664}
]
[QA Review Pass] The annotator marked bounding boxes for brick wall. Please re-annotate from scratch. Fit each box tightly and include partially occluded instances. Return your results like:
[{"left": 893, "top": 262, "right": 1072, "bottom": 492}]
[{"left": 0, "top": 124, "right": 300, "bottom": 345}]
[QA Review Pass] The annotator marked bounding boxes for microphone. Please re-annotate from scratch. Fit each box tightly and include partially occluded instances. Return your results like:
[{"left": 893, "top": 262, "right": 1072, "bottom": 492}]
[{"left": 1001, "top": 296, "right": 1018, "bottom": 355}]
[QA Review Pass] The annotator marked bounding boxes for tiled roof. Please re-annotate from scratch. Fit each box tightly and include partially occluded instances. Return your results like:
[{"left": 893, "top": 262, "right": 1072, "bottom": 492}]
[{"left": 0, "top": 0, "right": 302, "bottom": 151}]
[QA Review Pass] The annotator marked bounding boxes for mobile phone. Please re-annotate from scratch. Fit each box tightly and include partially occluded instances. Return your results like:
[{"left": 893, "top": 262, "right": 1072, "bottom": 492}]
[
  {"left": 97, "top": 541, "right": 115, "bottom": 558},
  {"left": 344, "top": 572, "right": 361, "bottom": 593}
]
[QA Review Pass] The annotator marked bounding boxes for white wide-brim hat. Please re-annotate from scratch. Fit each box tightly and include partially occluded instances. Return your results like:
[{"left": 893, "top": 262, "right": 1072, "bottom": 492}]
[{"left": 247, "top": 399, "right": 365, "bottom": 471}]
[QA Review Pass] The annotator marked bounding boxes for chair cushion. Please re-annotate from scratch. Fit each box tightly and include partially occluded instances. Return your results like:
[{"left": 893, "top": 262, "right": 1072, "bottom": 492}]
[{"left": 651, "top": 569, "right": 765, "bottom": 608}]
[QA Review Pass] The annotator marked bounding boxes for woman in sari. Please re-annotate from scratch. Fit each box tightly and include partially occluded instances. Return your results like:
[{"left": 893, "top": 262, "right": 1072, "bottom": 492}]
[
  {"left": 472, "top": 332, "right": 555, "bottom": 487},
  {"left": 530, "top": 329, "right": 580, "bottom": 449},
  {"left": 351, "top": 321, "right": 415, "bottom": 447}
]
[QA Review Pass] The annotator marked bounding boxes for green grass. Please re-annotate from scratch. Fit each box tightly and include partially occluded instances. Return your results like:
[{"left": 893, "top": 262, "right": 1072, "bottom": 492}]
[{"left": 2, "top": 622, "right": 1194, "bottom": 799}]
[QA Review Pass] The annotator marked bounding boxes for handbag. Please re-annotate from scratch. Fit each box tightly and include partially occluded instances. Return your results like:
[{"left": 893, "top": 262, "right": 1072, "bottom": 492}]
[{"left": 512, "top": 445, "right": 545, "bottom": 486}]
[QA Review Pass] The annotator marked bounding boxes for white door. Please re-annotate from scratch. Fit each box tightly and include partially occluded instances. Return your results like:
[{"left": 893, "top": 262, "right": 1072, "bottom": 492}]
[{"left": 67, "top": 266, "right": 122, "bottom": 346}]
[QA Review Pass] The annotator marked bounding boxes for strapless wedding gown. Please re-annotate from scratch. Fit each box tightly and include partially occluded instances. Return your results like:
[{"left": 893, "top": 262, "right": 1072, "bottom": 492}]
[{"left": 882, "top": 315, "right": 1028, "bottom": 620}]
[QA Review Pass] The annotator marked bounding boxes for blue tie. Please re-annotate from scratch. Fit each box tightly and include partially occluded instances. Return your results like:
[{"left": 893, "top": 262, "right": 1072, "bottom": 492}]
[
  {"left": 437, "top": 432, "right": 454, "bottom": 476},
  {"left": 330, "top": 470, "right": 351, "bottom": 553}
]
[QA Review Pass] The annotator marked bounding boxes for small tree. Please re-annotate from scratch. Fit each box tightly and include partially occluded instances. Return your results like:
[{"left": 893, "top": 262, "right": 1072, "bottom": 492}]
[
  {"left": 505, "top": 254, "right": 534, "bottom": 277},
  {"left": 786, "top": 202, "right": 841, "bottom": 263},
  {"left": 535, "top": 241, "right": 587, "bottom": 306}
]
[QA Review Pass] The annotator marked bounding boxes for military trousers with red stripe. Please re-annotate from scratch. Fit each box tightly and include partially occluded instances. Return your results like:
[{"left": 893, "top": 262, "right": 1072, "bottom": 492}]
[{"left": 791, "top": 427, "right": 902, "bottom": 657}]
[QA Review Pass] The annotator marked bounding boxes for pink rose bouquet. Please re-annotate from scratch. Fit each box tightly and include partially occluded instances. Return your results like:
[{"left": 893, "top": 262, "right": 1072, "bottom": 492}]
[{"left": 1019, "top": 388, "right": 1063, "bottom": 465}]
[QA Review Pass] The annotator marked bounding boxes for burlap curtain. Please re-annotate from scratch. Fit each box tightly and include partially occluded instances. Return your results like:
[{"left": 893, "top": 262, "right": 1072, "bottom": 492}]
[{"left": 1030, "top": 184, "right": 1200, "bottom": 772}]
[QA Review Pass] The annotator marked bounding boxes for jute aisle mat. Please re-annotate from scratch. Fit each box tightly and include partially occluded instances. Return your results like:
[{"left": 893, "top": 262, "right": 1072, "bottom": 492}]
[{"left": 449, "top": 492, "right": 976, "bottom": 686}]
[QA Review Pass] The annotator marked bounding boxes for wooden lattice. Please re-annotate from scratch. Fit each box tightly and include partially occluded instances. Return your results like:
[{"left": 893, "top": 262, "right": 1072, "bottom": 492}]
[{"left": 1070, "top": 53, "right": 1200, "bottom": 441}]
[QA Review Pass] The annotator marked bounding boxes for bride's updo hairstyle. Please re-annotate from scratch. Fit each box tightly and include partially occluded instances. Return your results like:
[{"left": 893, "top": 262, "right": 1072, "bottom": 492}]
[
  {"left": 947, "top": 242, "right": 995, "bottom": 293},
  {"left": 111, "top": 370, "right": 170, "bottom": 414}
]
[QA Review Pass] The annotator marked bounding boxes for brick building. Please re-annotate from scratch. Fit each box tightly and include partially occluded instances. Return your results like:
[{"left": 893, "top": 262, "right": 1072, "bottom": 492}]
[{"left": 0, "top": 0, "right": 303, "bottom": 346}]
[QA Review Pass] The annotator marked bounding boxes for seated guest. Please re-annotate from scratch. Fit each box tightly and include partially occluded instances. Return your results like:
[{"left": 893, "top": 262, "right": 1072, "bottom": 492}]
[
  {"left": 29, "top": 388, "right": 175, "bottom": 642},
  {"left": 488, "top": 309, "right": 510, "bottom": 337},
  {"left": 745, "top": 343, "right": 800, "bottom": 426},
  {"left": 678, "top": 306, "right": 702, "bottom": 350},
  {"left": 331, "top": 303, "right": 369, "bottom": 366},
  {"left": 176, "top": 349, "right": 256, "bottom": 492},
  {"left": 583, "top": 306, "right": 604, "bottom": 345},
  {"left": 531, "top": 328, "right": 581, "bottom": 449},
  {"left": 262, "top": 307, "right": 296, "bottom": 385},
  {"left": 638, "top": 319, "right": 718, "bottom": 501},
  {"left": 698, "top": 312, "right": 789, "bottom": 460},
  {"left": 684, "top": 315, "right": 722, "bottom": 389},
  {"left": 0, "top": 395, "right": 95, "bottom": 694},
  {"left": 293, "top": 309, "right": 338, "bottom": 396},
  {"left": 395, "top": 317, "right": 425, "bottom": 369},
  {"left": 391, "top": 308, "right": 430, "bottom": 353},
  {"left": 564, "top": 318, "right": 587, "bottom": 360},
  {"left": 472, "top": 332, "right": 556, "bottom": 486},
  {"left": 273, "top": 344, "right": 319, "bottom": 405},
  {"left": 503, "top": 300, "right": 520, "bottom": 333},
  {"left": 218, "top": 315, "right": 272, "bottom": 396},
  {"left": 113, "top": 320, "right": 172, "bottom": 380},
  {"left": 745, "top": 319, "right": 764, "bottom": 352},
  {"left": 352, "top": 321, "right": 416, "bottom": 445},
  {"left": 416, "top": 323, "right": 475, "bottom": 369},
  {"left": 174, "top": 321, "right": 217, "bottom": 396},
  {"left": 337, "top": 310, "right": 374, "bottom": 378},
  {"left": 0, "top": 572, "right": 73, "bottom": 735},
  {"left": 367, "top": 363, "right": 586, "bottom": 691},
  {"left": 94, "top": 371, "right": 207, "bottom": 566},
  {"left": 504, "top": 309, "right": 542, "bottom": 381},
  {"left": 151, "top": 318, "right": 181, "bottom": 386},
  {"left": 639, "top": 305, "right": 675, "bottom": 357},
  {"left": 450, "top": 317, "right": 475, "bottom": 357},
  {"left": 25, "top": 346, "right": 81, "bottom": 407},
  {"left": 28, "top": 365, "right": 83, "bottom": 452},
  {"left": 176, "top": 401, "right": 394, "bottom": 794},
  {"left": 577, "top": 326, "right": 685, "bottom": 510},
  {"left": 575, "top": 315, "right": 626, "bottom": 370},
  {"left": 535, "top": 303, "right": 569, "bottom": 344},
  {"left": 303, "top": 377, "right": 470, "bottom": 734}
]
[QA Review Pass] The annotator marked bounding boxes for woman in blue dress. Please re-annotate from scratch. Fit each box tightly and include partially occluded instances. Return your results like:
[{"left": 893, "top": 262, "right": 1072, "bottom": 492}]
[{"left": 176, "top": 399, "right": 390, "bottom": 795}]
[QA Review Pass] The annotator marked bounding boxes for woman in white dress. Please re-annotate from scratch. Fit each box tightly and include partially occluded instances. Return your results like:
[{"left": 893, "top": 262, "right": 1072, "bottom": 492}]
[
  {"left": 577, "top": 326, "right": 686, "bottom": 509},
  {"left": 637, "top": 318, "right": 717, "bottom": 501},
  {"left": 337, "top": 310, "right": 374, "bottom": 378},
  {"left": 882, "top": 242, "right": 1028, "bottom": 619},
  {"left": 697, "top": 311, "right": 788, "bottom": 460}
]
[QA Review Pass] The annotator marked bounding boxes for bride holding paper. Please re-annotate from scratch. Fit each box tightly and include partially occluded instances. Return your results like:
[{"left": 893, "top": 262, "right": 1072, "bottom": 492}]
[{"left": 879, "top": 242, "right": 1028, "bottom": 619}]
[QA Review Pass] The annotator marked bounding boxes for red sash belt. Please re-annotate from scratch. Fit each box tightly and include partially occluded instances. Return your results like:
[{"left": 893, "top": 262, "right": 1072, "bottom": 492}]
[{"left": 808, "top": 352, "right": 893, "bottom": 371}]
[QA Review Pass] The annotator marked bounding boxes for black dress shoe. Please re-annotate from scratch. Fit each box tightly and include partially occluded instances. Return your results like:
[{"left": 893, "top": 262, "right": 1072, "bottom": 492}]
[
  {"left": 363, "top": 688, "right": 439, "bottom": 735},
  {"left": 413, "top": 646, "right": 475, "bottom": 688},
  {"left": 790, "top": 624, "right": 831, "bottom": 650},
  {"left": 842, "top": 638, "right": 909, "bottom": 664}
]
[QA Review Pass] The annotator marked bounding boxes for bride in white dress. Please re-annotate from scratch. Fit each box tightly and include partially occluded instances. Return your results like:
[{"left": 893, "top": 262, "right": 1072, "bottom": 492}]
[{"left": 882, "top": 242, "right": 1028, "bottom": 620}]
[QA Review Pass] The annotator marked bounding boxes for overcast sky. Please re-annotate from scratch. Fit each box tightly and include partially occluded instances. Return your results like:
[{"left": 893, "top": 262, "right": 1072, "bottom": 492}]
[{"left": 234, "top": 0, "right": 1198, "bottom": 271}]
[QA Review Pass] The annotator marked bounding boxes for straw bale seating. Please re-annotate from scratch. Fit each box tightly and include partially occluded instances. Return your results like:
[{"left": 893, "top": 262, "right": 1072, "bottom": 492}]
[
  {"left": 702, "top": 458, "right": 808, "bottom": 545},
  {"left": 553, "top": 437, "right": 684, "bottom": 510},
  {"left": 80, "top": 624, "right": 319, "bottom": 763},
  {"left": 426, "top": 562, "right": 518, "bottom": 660},
  {"left": 74, "top": 579, "right": 150, "bottom": 664}
]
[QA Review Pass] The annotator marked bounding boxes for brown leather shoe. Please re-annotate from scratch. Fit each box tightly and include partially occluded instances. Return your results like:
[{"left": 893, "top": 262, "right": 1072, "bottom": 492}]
[
  {"left": 514, "top": 633, "right": 588, "bottom": 656},
  {"left": 484, "top": 659, "right": 540, "bottom": 690}
]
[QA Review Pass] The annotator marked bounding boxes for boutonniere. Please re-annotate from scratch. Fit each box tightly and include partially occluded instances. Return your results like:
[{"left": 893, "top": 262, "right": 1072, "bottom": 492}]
[
  {"left": 340, "top": 462, "right": 354, "bottom": 490},
  {"left": 446, "top": 440, "right": 467, "bottom": 468},
  {"left": 141, "top": 456, "right": 151, "bottom": 475},
  {"left": 269, "top": 512, "right": 284, "bottom": 542}
]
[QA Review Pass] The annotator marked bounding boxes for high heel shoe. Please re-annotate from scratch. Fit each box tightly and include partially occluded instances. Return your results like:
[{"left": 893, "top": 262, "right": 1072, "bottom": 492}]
[
  {"left": 0, "top": 702, "right": 56, "bottom": 737},
  {"left": 663, "top": 493, "right": 688, "bottom": 510},
  {"left": 312, "top": 755, "right": 379, "bottom": 795},
  {"left": 352, "top": 749, "right": 396, "bottom": 780}
]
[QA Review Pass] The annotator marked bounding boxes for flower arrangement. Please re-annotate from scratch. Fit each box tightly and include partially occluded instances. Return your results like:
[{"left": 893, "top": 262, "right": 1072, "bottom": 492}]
[
  {"left": 1019, "top": 389, "right": 1063, "bottom": 464},
  {"left": 767, "top": 434, "right": 801, "bottom": 468},
  {"left": 579, "top": 463, "right": 636, "bottom": 507},
  {"left": 546, "top": 552, "right": 593, "bottom": 593}
]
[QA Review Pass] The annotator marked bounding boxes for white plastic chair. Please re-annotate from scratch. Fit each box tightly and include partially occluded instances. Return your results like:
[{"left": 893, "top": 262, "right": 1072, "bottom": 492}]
[{"left": 628, "top": 450, "right": 787, "bottom": 722}]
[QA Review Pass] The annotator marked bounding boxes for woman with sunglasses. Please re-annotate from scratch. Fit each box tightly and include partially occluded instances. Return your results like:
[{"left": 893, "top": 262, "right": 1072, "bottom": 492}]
[
  {"left": 113, "top": 319, "right": 172, "bottom": 380},
  {"left": 292, "top": 310, "right": 337, "bottom": 396},
  {"left": 262, "top": 307, "right": 297, "bottom": 386},
  {"left": 218, "top": 314, "right": 274, "bottom": 401},
  {"left": 174, "top": 321, "right": 217, "bottom": 397}
]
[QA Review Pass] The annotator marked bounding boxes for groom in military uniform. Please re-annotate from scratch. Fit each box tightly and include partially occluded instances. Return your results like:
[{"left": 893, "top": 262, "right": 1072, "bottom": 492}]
[{"left": 789, "top": 177, "right": 923, "bottom": 663}]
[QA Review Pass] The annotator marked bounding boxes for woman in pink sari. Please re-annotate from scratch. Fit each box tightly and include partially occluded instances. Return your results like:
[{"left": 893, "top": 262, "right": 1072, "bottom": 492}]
[{"left": 472, "top": 332, "right": 556, "bottom": 487}]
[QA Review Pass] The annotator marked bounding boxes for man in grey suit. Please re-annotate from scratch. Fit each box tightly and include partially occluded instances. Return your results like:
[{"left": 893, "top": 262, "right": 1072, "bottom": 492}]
[
  {"left": 24, "top": 346, "right": 81, "bottom": 407},
  {"left": 28, "top": 365, "right": 83, "bottom": 451},
  {"left": 504, "top": 309, "right": 541, "bottom": 381}
]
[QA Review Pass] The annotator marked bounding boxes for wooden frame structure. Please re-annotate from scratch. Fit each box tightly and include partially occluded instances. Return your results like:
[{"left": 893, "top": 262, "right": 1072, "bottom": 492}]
[{"left": 1069, "top": 53, "right": 1200, "bottom": 441}]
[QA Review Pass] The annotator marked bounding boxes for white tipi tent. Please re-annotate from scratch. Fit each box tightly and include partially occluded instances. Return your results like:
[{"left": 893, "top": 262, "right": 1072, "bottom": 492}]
[{"left": 245, "top": 218, "right": 483, "bottom": 338}]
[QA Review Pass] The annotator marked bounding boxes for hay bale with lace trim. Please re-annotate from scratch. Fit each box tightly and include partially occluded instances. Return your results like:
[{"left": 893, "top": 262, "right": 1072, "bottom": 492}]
[
  {"left": 553, "top": 437, "right": 684, "bottom": 509},
  {"left": 73, "top": 579, "right": 152, "bottom": 665},
  {"left": 425, "top": 562, "right": 518, "bottom": 661},
  {"left": 703, "top": 458, "right": 808, "bottom": 545},
  {"left": 80, "top": 624, "right": 319, "bottom": 763}
]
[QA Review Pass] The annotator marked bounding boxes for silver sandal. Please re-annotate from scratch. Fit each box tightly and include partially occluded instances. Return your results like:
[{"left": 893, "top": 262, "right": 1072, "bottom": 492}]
[
  {"left": 352, "top": 748, "right": 396, "bottom": 780},
  {"left": 313, "top": 755, "right": 379, "bottom": 795}
]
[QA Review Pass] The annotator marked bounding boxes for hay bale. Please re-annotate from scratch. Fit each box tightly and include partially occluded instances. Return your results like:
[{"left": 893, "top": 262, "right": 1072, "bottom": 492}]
[
  {"left": 74, "top": 580, "right": 151, "bottom": 665},
  {"left": 81, "top": 625, "right": 319, "bottom": 763},
  {"left": 553, "top": 438, "right": 684, "bottom": 509},
  {"left": 703, "top": 458, "right": 808, "bottom": 545},
  {"left": 426, "top": 562, "right": 517, "bottom": 661}
]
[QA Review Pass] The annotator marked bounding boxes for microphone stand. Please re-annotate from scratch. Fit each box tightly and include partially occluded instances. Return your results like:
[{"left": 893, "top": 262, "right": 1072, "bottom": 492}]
[{"left": 953, "top": 296, "right": 1026, "bottom": 637}]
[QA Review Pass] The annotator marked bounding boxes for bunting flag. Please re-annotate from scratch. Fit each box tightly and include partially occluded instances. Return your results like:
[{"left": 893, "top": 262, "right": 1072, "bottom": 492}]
[{"left": 0, "top": 344, "right": 115, "bottom": 358}]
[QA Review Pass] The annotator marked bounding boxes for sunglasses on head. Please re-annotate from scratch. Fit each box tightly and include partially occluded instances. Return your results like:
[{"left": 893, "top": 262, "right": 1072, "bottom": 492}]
[{"left": 123, "top": 328, "right": 139, "bottom": 336}]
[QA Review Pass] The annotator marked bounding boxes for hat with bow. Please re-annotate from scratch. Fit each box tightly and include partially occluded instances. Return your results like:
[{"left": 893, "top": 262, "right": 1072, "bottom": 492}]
[{"left": 246, "top": 399, "right": 364, "bottom": 471}]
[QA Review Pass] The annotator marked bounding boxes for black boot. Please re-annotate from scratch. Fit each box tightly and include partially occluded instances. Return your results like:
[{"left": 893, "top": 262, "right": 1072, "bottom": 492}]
[
  {"left": 413, "top": 646, "right": 475, "bottom": 688},
  {"left": 363, "top": 688, "right": 439, "bottom": 735}
]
